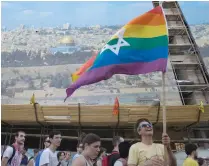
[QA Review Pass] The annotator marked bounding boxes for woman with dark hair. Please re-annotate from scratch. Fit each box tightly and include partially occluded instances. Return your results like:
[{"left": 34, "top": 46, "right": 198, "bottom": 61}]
[
  {"left": 57, "top": 151, "right": 66, "bottom": 166},
  {"left": 114, "top": 142, "right": 131, "bottom": 166},
  {"left": 197, "top": 158, "right": 207, "bottom": 166},
  {"left": 72, "top": 133, "right": 101, "bottom": 166}
]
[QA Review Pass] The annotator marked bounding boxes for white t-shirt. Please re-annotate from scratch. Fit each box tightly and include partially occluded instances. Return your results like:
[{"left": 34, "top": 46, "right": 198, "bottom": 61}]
[
  {"left": 3, "top": 146, "right": 22, "bottom": 166},
  {"left": 39, "top": 148, "right": 58, "bottom": 166},
  {"left": 114, "top": 160, "right": 123, "bottom": 166}
]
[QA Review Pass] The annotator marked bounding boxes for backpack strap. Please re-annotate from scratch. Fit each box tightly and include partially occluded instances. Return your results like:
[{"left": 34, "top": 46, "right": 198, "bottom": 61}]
[
  {"left": 8, "top": 145, "right": 16, "bottom": 164},
  {"left": 28, "top": 156, "right": 34, "bottom": 164}
]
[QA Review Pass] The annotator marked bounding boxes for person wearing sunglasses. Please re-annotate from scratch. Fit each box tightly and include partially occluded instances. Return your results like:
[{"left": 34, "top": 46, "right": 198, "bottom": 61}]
[
  {"left": 72, "top": 143, "right": 84, "bottom": 161},
  {"left": 40, "top": 130, "right": 62, "bottom": 166},
  {"left": 128, "top": 118, "right": 177, "bottom": 166},
  {"left": 35, "top": 137, "right": 51, "bottom": 166}
]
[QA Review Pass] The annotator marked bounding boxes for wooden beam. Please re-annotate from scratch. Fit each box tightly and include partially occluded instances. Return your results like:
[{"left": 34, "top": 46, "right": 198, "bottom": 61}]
[{"left": 2, "top": 104, "right": 209, "bottom": 126}]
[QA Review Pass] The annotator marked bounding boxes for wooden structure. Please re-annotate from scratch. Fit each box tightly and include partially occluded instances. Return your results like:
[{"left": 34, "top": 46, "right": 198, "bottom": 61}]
[
  {"left": 2, "top": 104, "right": 209, "bottom": 127},
  {"left": 2, "top": 104, "right": 209, "bottom": 151}
]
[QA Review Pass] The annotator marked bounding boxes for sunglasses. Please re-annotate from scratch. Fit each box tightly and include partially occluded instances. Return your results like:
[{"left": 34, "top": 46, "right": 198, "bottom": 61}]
[
  {"left": 45, "top": 140, "right": 50, "bottom": 143},
  {"left": 139, "top": 122, "right": 153, "bottom": 129}
]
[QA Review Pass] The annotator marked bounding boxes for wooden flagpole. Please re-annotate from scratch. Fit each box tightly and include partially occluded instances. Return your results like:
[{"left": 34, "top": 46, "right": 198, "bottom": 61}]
[
  {"left": 162, "top": 72, "right": 167, "bottom": 134},
  {"left": 159, "top": 1, "right": 169, "bottom": 165},
  {"left": 162, "top": 68, "right": 168, "bottom": 166}
]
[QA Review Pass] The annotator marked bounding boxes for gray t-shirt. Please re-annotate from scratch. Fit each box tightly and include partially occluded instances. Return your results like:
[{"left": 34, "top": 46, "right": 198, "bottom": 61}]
[{"left": 39, "top": 148, "right": 58, "bottom": 166}]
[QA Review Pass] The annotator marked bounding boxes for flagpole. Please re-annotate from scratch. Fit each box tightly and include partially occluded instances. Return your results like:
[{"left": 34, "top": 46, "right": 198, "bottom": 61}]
[
  {"left": 159, "top": 1, "right": 168, "bottom": 135},
  {"left": 159, "top": 1, "right": 169, "bottom": 165},
  {"left": 162, "top": 72, "right": 166, "bottom": 134}
]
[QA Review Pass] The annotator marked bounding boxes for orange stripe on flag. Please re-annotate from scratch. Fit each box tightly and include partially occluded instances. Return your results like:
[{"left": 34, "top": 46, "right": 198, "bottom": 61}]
[
  {"left": 127, "top": 13, "right": 166, "bottom": 26},
  {"left": 75, "top": 51, "right": 98, "bottom": 75}
]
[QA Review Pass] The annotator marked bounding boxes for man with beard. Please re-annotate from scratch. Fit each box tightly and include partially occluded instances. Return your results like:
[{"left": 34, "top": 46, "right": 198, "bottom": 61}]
[
  {"left": 128, "top": 118, "right": 176, "bottom": 166},
  {"left": 2, "top": 131, "right": 26, "bottom": 166},
  {"left": 183, "top": 143, "right": 199, "bottom": 166},
  {"left": 40, "top": 130, "right": 62, "bottom": 166}
]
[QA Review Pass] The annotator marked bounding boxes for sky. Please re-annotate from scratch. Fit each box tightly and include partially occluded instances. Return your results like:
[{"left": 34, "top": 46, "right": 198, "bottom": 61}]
[{"left": 1, "top": 1, "right": 209, "bottom": 29}]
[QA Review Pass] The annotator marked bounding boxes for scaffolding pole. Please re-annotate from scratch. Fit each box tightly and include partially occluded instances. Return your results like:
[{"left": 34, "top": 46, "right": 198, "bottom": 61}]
[{"left": 1, "top": 132, "right": 209, "bottom": 143}]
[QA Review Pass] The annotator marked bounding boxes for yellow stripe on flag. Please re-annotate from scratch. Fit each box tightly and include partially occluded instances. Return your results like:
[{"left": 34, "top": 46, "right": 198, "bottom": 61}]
[{"left": 71, "top": 74, "right": 80, "bottom": 82}]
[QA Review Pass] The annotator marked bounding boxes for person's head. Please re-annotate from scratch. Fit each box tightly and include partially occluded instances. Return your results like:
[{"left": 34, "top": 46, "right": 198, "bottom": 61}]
[
  {"left": 15, "top": 131, "right": 26, "bottom": 145},
  {"left": 49, "top": 130, "right": 62, "bottom": 148},
  {"left": 135, "top": 118, "right": 153, "bottom": 137},
  {"left": 77, "top": 143, "right": 83, "bottom": 154},
  {"left": 65, "top": 152, "right": 71, "bottom": 161},
  {"left": 57, "top": 151, "right": 65, "bottom": 161},
  {"left": 119, "top": 142, "right": 131, "bottom": 159},
  {"left": 82, "top": 133, "right": 101, "bottom": 159},
  {"left": 33, "top": 149, "right": 39, "bottom": 157},
  {"left": 44, "top": 136, "right": 51, "bottom": 148},
  {"left": 98, "top": 147, "right": 106, "bottom": 158},
  {"left": 112, "top": 136, "right": 124, "bottom": 148},
  {"left": 198, "top": 158, "right": 206, "bottom": 166},
  {"left": 185, "top": 143, "right": 198, "bottom": 159}
]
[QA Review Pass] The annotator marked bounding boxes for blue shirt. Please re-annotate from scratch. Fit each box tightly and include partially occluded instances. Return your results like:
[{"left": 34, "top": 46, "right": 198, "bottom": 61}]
[
  {"left": 35, "top": 150, "right": 43, "bottom": 166},
  {"left": 21, "top": 155, "right": 28, "bottom": 165}
]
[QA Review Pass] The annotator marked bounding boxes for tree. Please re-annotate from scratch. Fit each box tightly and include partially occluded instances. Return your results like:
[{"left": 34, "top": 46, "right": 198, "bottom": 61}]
[
  {"left": 62, "top": 77, "right": 71, "bottom": 88},
  {"left": 40, "top": 78, "right": 45, "bottom": 88},
  {"left": 9, "top": 79, "right": 16, "bottom": 86},
  {"left": 115, "top": 75, "right": 120, "bottom": 81},
  {"left": 28, "top": 80, "right": 35, "bottom": 89},
  {"left": 37, "top": 72, "right": 41, "bottom": 79},
  {"left": 125, "top": 80, "right": 132, "bottom": 85},
  {"left": 50, "top": 73, "right": 62, "bottom": 88}
]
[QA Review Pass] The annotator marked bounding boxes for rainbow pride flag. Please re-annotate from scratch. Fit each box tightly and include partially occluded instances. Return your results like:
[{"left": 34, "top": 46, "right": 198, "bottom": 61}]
[
  {"left": 65, "top": 6, "right": 168, "bottom": 101},
  {"left": 71, "top": 51, "right": 97, "bottom": 82}
]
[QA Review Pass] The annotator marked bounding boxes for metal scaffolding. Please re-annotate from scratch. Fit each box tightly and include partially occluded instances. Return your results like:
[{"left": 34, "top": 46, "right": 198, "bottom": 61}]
[{"left": 153, "top": 1, "right": 209, "bottom": 105}]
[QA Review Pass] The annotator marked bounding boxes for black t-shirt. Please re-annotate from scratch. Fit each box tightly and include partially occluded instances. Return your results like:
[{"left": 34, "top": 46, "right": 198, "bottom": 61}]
[{"left": 108, "top": 151, "right": 120, "bottom": 166}]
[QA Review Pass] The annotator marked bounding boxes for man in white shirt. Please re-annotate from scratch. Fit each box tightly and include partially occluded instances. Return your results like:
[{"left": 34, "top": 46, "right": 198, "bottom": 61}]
[
  {"left": 1, "top": 130, "right": 26, "bottom": 166},
  {"left": 39, "top": 130, "right": 62, "bottom": 166}
]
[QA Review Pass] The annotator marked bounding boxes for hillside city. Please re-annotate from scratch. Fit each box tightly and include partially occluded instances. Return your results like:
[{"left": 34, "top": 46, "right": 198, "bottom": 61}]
[{"left": 1, "top": 23, "right": 209, "bottom": 105}]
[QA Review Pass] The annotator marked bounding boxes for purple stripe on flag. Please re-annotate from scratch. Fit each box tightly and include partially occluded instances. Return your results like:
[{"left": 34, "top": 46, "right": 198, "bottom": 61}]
[{"left": 65, "top": 58, "right": 167, "bottom": 101}]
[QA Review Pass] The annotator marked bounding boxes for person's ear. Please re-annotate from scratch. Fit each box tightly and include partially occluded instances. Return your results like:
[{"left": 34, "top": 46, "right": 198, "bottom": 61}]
[
  {"left": 84, "top": 143, "right": 88, "bottom": 149},
  {"left": 137, "top": 128, "right": 141, "bottom": 136}
]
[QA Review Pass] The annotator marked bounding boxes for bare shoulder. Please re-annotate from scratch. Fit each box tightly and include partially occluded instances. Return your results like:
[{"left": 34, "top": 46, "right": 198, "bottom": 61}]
[{"left": 72, "top": 156, "right": 86, "bottom": 166}]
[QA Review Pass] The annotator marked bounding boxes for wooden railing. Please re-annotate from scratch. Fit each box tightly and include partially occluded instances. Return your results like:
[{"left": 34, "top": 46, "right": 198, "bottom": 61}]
[{"left": 1, "top": 104, "right": 209, "bottom": 126}]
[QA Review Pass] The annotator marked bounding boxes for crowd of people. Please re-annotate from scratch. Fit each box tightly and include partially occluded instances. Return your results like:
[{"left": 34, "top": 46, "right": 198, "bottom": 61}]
[{"left": 1, "top": 118, "right": 208, "bottom": 166}]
